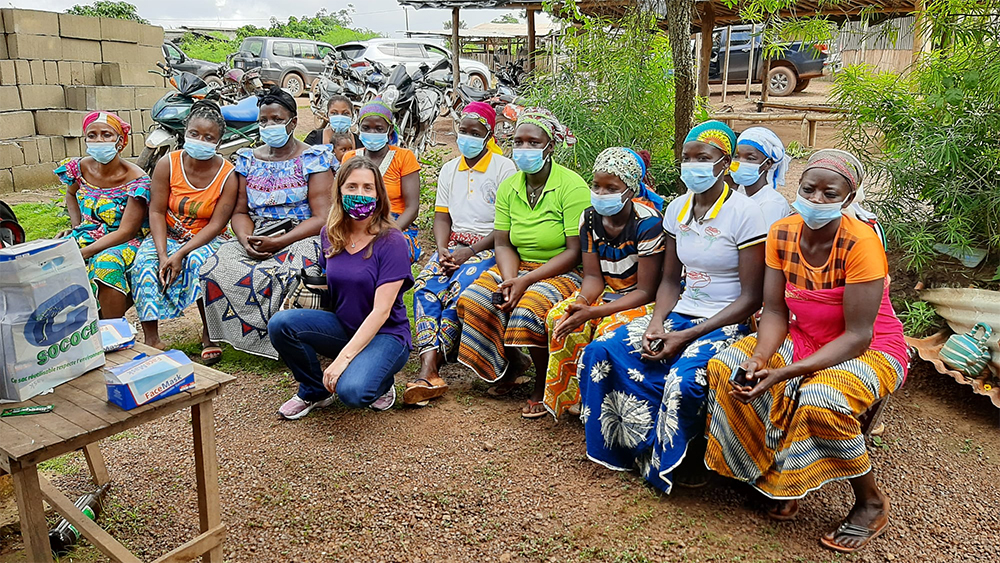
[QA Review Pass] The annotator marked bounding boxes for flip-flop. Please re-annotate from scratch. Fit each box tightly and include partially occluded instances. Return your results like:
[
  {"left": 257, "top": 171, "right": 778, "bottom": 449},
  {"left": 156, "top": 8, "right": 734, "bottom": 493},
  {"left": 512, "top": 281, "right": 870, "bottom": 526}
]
[
  {"left": 819, "top": 518, "right": 890, "bottom": 553},
  {"left": 487, "top": 381, "right": 518, "bottom": 397},
  {"left": 767, "top": 500, "right": 800, "bottom": 521},
  {"left": 402, "top": 378, "right": 448, "bottom": 405},
  {"left": 521, "top": 399, "right": 547, "bottom": 419},
  {"left": 200, "top": 345, "right": 223, "bottom": 366}
]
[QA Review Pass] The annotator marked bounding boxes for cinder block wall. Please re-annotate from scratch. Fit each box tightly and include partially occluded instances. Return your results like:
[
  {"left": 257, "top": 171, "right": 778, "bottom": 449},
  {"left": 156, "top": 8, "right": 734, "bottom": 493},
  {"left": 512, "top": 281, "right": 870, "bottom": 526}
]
[{"left": 0, "top": 9, "right": 167, "bottom": 194}]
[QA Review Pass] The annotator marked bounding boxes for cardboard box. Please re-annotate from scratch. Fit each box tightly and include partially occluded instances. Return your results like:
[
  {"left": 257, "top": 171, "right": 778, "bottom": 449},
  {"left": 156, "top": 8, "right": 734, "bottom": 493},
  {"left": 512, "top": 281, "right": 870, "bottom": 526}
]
[
  {"left": 0, "top": 61, "right": 16, "bottom": 86},
  {"left": 0, "top": 112, "right": 35, "bottom": 140},
  {"left": 105, "top": 350, "right": 194, "bottom": 410},
  {"left": 0, "top": 86, "right": 21, "bottom": 111},
  {"left": 59, "top": 13, "right": 102, "bottom": 41},
  {"left": 61, "top": 38, "right": 102, "bottom": 63},
  {"left": 6, "top": 34, "right": 62, "bottom": 60},
  {"left": 35, "top": 110, "right": 88, "bottom": 136},
  {"left": 17, "top": 84, "right": 65, "bottom": 110},
  {"left": 1, "top": 8, "right": 59, "bottom": 35},
  {"left": 98, "top": 319, "right": 135, "bottom": 352}
]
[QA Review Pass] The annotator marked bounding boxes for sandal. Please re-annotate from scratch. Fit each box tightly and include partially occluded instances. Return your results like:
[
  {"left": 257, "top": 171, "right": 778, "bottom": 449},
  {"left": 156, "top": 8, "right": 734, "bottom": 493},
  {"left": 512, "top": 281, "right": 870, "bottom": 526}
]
[
  {"left": 819, "top": 517, "right": 890, "bottom": 553},
  {"left": 487, "top": 380, "right": 519, "bottom": 397},
  {"left": 402, "top": 377, "right": 449, "bottom": 405},
  {"left": 521, "top": 399, "right": 547, "bottom": 419},
  {"left": 200, "top": 344, "right": 223, "bottom": 366},
  {"left": 767, "top": 499, "right": 799, "bottom": 521}
]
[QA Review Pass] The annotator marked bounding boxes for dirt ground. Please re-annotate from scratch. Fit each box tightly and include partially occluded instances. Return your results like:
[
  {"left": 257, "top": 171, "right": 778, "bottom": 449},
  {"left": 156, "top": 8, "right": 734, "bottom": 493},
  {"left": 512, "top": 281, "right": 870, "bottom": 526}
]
[{"left": 4, "top": 81, "right": 1000, "bottom": 563}]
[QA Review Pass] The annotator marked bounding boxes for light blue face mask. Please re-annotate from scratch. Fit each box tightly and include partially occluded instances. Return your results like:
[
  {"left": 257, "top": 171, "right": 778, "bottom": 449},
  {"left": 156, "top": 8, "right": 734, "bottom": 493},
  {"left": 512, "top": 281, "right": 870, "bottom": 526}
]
[
  {"left": 591, "top": 190, "right": 631, "bottom": 216},
  {"left": 457, "top": 134, "right": 487, "bottom": 159},
  {"left": 183, "top": 138, "right": 217, "bottom": 161},
  {"left": 680, "top": 157, "right": 725, "bottom": 193},
  {"left": 512, "top": 147, "right": 547, "bottom": 174},
  {"left": 359, "top": 131, "right": 389, "bottom": 152},
  {"left": 792, "top": 193, "right": 846, "bottom": 230},
  {"left": 86, "top": 142, "right": 120, "bottom": 164},
  {"left": 731, "top": 160, "right": 767, "bottom": 187},
  {"left": 261, "top": 122, "right": 291, "bottom": 148},
  {"left": 328, "top": 114, "right": 352, "bottom": 133}
]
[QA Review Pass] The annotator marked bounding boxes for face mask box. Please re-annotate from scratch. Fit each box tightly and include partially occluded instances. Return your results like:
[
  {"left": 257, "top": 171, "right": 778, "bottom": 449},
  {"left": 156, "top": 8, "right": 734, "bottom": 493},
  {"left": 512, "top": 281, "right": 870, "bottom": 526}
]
[
  {"left": 99, "top": 319, "right": 135, "bottom": 352},
  {"left": 105, "top": 350, "right": 194, "bottom": 411},
  {"left": 1, "top": 239, "right": 105, "bottom": 403}
]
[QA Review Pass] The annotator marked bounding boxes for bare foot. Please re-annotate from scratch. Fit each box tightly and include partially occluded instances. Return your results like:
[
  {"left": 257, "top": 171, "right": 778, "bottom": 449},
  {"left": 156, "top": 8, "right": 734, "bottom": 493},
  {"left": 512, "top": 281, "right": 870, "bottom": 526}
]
[{"left": 822, "top": 495, "right": 889, "bottom": 551}]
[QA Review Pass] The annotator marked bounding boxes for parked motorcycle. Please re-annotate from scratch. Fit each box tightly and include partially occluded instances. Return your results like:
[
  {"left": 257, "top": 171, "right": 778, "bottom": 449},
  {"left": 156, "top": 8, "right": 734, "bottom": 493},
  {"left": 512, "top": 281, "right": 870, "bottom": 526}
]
[
  {"left": 137, "top": 63, "right": 261, "bottom": 175},
  {"left": 310, "top": 54, "right": 391, "bottom": 124},
  {"left": 494, "top": 55, "right": 528, "bottom": 93},
  {"left": 220, "top": 53, "right": 264, "bottom": 100},
  {"left": 379, "top": 58, "right": 451, "bottom": 158}
]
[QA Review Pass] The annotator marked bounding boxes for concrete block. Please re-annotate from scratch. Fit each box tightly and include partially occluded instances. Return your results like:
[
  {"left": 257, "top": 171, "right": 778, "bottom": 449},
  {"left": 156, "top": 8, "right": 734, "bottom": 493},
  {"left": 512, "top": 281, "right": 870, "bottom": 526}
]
[
  {"left": 13, "top": 60, "right": 31, "bottom": 84},
  {"left": 57, "top": 60, "right": 72, "bottom": 84},
  {"left": 12, "top": 163, "right": 60, "bottom": 190},
  {"left": 0, "top": 142, "right": 24, "bottom": 168},
  {"left": 119, "top": 63, "right": 161, "bottom": 87},
  {"left": 133, "top": 87, "right": 165, "bottom": 109},
  {"left": 17, "top": 85, "right": 65, "bottom": 110},
  {"left": 50, "top": 136, "right": 66, "bottom": 161},
  {"left": 43, "top": 61, "right": 59, "bottom": 85},
  {"left": 100, "top": 17, "right": 139, "bottom": 43},
  {"left": 66, "top": 85, "right": 135, "bottom": 111},
  {"left": 61, "top": 38, "right": 103, "bottom": 62},
  {"left": 28, "top": 60, "right": 45, "bottom": 84},
  {"left": 35, "top": 136, "right": 52, "bottom": 163},
  {"left": 6, "top": 34, "right": 62, "bottom": 60},
  {"left": 0, "top": 169, "right": 13, "bottom": 195},
  {"left": 1, "top": 9, "right": 59, "bottom": 36},
  {"left": 0, "top": 61, "right": 16, "bottom": 87},
  {"left": 141, "top": 109, "right": 153, "bottom": 132},
  {"left": 63, "top": 136, "right": 82, "bottom": 158},
  {"left": 0, "top": 86, "right": 19, "bottom": 111},
  {"left": 100, "top": 41, "right": 137, "bottom": 65},
  {"left": 0, "top": 36, "right": 6, "bottom": 59},
  {"left": 136, "top": 45, "right": 163, "bottom": 65},
  {"left": 59, "top": 13, "right": 101, "bottom": 41},
  {"left": 137, "top": 24, "right": 163, "bottom": 47},
  {"left": 96, "top": 62, "right": 119, "bottom": 86},
  {"left": 35, "top": 110, "right": 88, "bottom": 136},
  {"left": 0, "top": 112, "right": 36, "bottom": 139},
  {"left": 16, "top": 138, "right": 38, "bottom": 165},
  {"left": 82, "top": 63, "right": 97, "bottom": 85}
]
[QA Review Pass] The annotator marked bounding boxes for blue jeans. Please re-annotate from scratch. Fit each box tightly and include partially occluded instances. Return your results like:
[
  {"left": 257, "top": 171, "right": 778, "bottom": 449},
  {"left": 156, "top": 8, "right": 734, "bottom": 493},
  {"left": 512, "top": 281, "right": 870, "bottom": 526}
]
[{"left": 269, "top": 309, "right": 410, "bottom": 408}]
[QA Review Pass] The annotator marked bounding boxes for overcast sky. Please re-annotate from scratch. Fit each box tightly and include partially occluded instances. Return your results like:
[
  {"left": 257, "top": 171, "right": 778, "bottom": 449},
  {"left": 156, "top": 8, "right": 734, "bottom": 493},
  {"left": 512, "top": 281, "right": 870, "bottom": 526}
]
[{"left": 16, "top": 0, "right": 541, "bottom": 40}]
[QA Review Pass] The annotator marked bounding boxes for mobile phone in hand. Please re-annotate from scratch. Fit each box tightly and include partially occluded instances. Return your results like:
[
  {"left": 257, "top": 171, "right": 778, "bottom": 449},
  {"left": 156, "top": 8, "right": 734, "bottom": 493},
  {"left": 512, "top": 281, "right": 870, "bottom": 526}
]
[
  {"left": 492, "top": 291, "right": 506, "bottom": 306},
  {"left": 648, "top": 339, "right": 664, "bottom": 353},
  {"left": 733, "top": 366, "right": 756, "bottom": 388}
]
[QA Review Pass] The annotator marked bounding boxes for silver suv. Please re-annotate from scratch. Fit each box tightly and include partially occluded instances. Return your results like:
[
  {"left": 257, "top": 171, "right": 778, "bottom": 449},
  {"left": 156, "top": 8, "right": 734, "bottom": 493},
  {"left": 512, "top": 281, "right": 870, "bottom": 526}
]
[
  {"left": 231, "top": 37, "right": 335, "bottom": 97},
  {"left": 335, "top": 39, "right": 492, "bottom": 89}
]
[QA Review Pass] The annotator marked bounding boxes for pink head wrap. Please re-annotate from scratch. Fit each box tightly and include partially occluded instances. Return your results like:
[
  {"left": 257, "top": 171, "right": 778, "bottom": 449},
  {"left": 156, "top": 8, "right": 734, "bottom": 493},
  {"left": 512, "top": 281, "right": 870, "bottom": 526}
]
[
  {"left": 461, "top": 102, "right": 496, "bottom": 131},
  {"left": 83, "top": 112, "right": 131, "bottom": 147}
]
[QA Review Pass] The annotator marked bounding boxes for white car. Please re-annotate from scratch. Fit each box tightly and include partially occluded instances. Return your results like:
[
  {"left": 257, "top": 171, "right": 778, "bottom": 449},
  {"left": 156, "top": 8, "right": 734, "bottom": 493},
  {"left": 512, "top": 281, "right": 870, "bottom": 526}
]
[{"left": 335, "top": 39, "right": 493, "bottom": 89}]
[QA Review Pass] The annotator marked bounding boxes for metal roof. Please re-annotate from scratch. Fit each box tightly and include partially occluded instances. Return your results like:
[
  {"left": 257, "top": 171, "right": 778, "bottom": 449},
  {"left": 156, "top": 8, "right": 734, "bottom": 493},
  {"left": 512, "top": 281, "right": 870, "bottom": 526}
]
[{"left": 403, "top": 21, "right": 558, "bottom": 38}]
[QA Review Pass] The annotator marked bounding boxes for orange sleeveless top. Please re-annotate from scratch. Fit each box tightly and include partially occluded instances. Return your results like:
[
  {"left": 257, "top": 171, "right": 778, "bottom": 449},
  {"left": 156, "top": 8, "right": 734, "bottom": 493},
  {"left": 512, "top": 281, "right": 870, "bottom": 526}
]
[{"left": 165, "top": 150, "right": 235, "bottom": 238}]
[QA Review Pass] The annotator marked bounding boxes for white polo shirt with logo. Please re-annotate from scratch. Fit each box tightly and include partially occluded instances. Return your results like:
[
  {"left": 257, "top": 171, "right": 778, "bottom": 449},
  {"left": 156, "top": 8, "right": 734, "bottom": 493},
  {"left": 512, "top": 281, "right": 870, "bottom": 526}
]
[{"left": 435, "top": 151, "right": 517, "bottom": 238}]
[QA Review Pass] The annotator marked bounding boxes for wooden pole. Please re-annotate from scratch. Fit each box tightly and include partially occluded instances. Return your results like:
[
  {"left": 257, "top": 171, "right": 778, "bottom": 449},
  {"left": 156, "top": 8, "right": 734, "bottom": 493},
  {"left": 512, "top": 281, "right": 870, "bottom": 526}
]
[
  {"left": 697, "top": 2, "right": 715, "bottom": 98},
  {"left": 527, "top": 8, "right": 537, "bottom": 71},
  {"left": 745, "top": 23, "right": 756, "bottom": 98},
  {"left": 911, "top": 0, "right": 926, "bottom": 66},
  {"left": 760, "top": 17, "right": 774, "bottom": 104},
  {"left": 451, "top": 7, "right": 461, "bottom": 93},
  {"left": 721, "top": 25, "right": 732, "bottom": 103}
]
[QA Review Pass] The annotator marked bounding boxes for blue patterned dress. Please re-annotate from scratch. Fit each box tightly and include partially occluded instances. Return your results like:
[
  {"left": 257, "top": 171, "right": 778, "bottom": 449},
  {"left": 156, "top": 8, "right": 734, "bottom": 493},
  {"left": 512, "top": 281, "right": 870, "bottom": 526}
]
[{"left": 200, "top": 145, "right": 335, "bottom": 359}]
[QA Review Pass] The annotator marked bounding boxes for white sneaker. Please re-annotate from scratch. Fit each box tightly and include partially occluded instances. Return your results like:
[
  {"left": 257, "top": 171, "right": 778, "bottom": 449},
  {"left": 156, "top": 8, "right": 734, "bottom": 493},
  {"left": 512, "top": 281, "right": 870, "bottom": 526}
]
[
  {"left": 370, "top": 385, "right": 396, "bottom": 411},
  {"left": 278, "top": 395, "right": 336, "bottom": 420}
]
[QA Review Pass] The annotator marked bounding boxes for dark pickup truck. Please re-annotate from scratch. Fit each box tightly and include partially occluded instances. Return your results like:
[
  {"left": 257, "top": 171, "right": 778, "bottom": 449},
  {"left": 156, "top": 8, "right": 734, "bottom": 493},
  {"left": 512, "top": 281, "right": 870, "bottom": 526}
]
[{"left": 708, "top": 25, "right": 829, "bottom": 96}]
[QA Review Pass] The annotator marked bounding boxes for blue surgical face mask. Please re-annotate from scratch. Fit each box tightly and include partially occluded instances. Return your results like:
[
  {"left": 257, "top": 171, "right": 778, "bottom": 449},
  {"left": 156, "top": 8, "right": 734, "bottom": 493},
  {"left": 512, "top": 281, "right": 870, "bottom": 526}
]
[
  {"left": 512, "top": 147, "right": 548, "bottom": 174},
  {"left": 86, "top": 141, "right": 120, "bottom": 164},
  {"left": 457, "top": 134, "right": 487, "bottom": 159},
  {"left": 183, "top": 138, "right": 217, "bottom": 161},
  {"left": 731, "top": 160, "right": 766, "bottom": 187},
  {"left": 359, "top": 131, "right": 389, "bottom": 152},
  {"left": 591, "top": 189, "right": 631, "bottom": 217},
  {"left": 680, "top": 157, "right": 725, "bottom": 193},
  {"left": 792, "top": 193, "right": 846, "bottom": 230},
  {"left": 261, "top": 122, "right": 291, "bottom": 148},
  {"left": 328, "top": 114, "right": 352, "bottom": 133}
]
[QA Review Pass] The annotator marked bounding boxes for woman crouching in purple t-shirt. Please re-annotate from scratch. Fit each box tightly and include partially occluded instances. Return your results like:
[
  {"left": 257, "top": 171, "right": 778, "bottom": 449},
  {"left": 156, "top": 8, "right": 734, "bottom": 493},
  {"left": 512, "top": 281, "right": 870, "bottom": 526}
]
[{"left": 269, "top": 156, "right": 415, "bottom": 419}]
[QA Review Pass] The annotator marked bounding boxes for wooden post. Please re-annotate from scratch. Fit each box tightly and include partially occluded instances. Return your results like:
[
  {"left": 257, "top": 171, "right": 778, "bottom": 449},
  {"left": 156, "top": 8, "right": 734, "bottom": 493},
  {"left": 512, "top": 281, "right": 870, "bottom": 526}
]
[
  {"left": 527, "top": 8, "right": 537, "bottom": 71},
  {"left": 11, "top": 464, "right": 53, "bottom": 563},
  {"left": 760, "top": 16, "right": 774, "bottom": 104},
  {"left": 745, "top": 23, "right": 756, "bottom": 98},
  {"left": 697, "top": 2, "right": 715, "bottom": 97},
  {"left": 193, "top": 401, "right": 223, "bottom": 563},
  {"left": 720, "top": 25, "right": 732, "bottom": 103},
  {"left": 911, "top": 0, "right": 926, "bottom": 66},
  {"left": 451, "top": 7, "right": 461, "bottom": 93}
]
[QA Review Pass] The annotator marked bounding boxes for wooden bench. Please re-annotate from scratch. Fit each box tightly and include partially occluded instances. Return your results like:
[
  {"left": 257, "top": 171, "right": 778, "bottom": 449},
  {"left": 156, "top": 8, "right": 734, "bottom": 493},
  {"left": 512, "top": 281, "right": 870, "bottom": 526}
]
[
  {"left": 0, "top": 343, "right": 235, "bottom": 563},
  {"left": 708, "top": 112, "right": 844, "bottom": 148}
]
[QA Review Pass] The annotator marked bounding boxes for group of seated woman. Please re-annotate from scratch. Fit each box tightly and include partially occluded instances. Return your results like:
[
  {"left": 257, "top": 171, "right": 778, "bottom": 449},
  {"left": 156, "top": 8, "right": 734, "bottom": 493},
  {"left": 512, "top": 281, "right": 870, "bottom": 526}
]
[{"left": 56, "top": 92, "right": 902, "bottom": 553}]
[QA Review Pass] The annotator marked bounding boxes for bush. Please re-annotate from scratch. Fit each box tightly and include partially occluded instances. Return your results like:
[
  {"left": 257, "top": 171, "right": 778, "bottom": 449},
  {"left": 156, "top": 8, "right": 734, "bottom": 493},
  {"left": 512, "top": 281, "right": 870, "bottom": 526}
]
[{"left": 522, "top": 9, "right": 679, "bottom": 190}]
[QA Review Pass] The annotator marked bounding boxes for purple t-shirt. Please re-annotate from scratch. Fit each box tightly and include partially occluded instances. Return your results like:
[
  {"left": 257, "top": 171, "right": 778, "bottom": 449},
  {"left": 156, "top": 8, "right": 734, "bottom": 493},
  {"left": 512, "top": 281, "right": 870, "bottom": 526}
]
[{"left": 319, "top": 227, "right": 414, "bottom": 348}]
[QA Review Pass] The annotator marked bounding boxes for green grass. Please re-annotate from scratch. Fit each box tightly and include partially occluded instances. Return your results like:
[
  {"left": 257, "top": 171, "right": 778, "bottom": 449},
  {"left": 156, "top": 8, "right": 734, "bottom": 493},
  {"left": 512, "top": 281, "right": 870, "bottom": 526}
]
[
  {"left": 38, "top": 453, "right": 81, "bottom": 476},
  {"left": 11, "top": 201, "right": 70, "bottom": 241},
  {"left": 173, "top": 339, "right": 285, "bottom": 377}
]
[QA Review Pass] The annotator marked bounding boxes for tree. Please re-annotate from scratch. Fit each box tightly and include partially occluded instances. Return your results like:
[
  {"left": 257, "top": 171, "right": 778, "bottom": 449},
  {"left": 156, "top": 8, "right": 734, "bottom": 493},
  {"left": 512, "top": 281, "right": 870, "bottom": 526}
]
[
  {"left": 443, "top": 19, "right": 468, "bottom": 30},
  {"left": 662, "top": 0, "right": 695, "bottom": 159},
  {"left": 492, "top": 13, "right": 521, "bottom": 24},
  {"left": 65, "top": 1, "right": 148, "bottom": 24}
]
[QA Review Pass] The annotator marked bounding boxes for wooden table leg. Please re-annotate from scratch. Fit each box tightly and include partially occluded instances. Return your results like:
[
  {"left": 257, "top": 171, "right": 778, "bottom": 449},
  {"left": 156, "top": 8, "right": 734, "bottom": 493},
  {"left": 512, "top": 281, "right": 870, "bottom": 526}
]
[
  {"left": 83, "top": 442, "right": 110, "bottom": 487},
  {"left": 11, "top": 463, "right": 54, "bottom": 563},
  {"left": 192, "top": 400, "right": 223, "bottom": 563}
]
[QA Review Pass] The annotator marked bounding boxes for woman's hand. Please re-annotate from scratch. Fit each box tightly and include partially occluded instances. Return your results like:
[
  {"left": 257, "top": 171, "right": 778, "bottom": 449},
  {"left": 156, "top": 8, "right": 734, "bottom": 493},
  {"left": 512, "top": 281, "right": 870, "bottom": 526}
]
[
  {"left": 437, "top": 246, "right": 457, "bottom": 273},
  {"left": 449, "top": 246, "right": 475, "bottom": 268},
  {"left": 323, "top": 357, "right": 350, "bottom": 393},
  {"left": 552, "top": 302, "right": 593, "bottom": 341},
  {"left": 159, "top": 252, "right": 185, "bottom": 290},
  {"left": 728, "top": 357, "right": 780, "bottom": 403},
  {"left": 56, "top": 228, "right": 74, "bottom": 238},
  {"left": 246, "top": 235, "right": 284, "bottom": 255},
  {"left": 497, "top": 276, "right": 528, "bottom": 313},
  {"left": 242, "top": 237, "right": 273, "bottom": 260},
  {"left": 641, "top": 328, "right": 689, "bottom": 362},
  {"left": 80, "top": 245, "right": 97, "bottom": 261}
]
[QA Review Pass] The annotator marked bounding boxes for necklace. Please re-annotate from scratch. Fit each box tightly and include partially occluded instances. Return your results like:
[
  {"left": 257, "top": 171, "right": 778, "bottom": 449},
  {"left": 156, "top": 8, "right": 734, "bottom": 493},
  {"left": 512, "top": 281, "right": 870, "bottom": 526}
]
[{"left": 527, "top": 184, "right": 544, "bottom": 207}]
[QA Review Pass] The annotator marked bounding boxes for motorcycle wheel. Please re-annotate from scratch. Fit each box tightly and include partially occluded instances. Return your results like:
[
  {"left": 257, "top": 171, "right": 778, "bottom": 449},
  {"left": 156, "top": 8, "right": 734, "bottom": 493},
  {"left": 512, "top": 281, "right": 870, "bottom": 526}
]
[{"left": 136, "top": 145, "right": 169, "bottom": 176}]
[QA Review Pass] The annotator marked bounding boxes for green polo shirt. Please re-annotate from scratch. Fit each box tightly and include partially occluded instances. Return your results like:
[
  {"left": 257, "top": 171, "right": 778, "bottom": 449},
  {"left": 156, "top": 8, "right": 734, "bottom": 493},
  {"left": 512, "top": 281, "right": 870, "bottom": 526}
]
[{"left": 494, "top": 162, "right": 590, "bottom": 263}]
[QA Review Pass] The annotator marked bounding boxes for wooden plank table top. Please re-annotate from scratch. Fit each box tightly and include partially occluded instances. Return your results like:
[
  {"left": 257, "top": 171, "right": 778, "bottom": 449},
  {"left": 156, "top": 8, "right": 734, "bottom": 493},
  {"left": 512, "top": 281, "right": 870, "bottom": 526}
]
[{"left": 0, "top": 343, "right": 236, "bottom": 470}]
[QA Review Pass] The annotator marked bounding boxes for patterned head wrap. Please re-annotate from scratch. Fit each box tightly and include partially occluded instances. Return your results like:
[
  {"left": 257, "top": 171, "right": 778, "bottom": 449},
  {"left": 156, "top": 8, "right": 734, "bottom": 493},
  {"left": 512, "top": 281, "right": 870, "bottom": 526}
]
[
  {"left": 83, "top": 111, "right": 131, "bottom": 147},
  {"left": 462, "top": 101, "right": 496, "bottom": 131},
  {"left": 516, "top": 107, "right": 576, "bottom": 147},
  {"left": 736, "top": 127, "right": 791, "bottom": 189},
  {"left": 685, "top": 120, "right": 736, "bottom": 155},
  {"left": 358, "top": 98, "right": 399, "bottom": 146},
  {"left": 804, "top": 149, "right": 864, "bottom": 192},
  {"left": 594, "top": 147, "right": 644, "bottom": 192}
]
